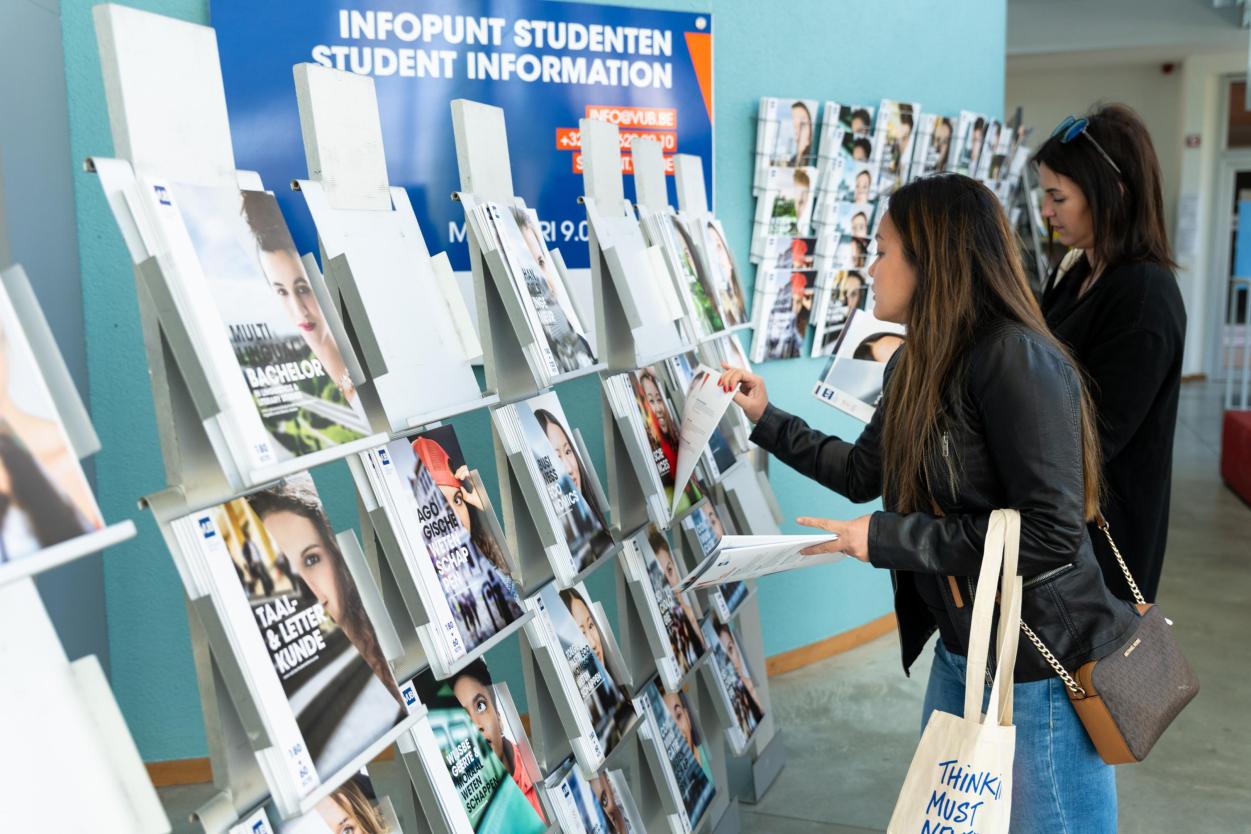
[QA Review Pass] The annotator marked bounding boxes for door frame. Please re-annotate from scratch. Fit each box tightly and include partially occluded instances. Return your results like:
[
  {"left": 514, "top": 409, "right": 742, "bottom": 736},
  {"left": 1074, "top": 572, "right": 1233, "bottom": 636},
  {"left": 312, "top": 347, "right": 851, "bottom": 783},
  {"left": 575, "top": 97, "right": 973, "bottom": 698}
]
[{"left": 1206, "top": 152, "right": 1251, "bottom": 380}]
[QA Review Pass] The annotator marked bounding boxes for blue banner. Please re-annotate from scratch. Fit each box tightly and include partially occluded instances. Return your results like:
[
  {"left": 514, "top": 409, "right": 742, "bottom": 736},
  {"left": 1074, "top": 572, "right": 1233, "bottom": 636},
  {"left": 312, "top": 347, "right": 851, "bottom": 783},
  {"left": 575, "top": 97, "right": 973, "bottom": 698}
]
[{"left": 211, "top": 0, "right": 714, "bottom": 271}]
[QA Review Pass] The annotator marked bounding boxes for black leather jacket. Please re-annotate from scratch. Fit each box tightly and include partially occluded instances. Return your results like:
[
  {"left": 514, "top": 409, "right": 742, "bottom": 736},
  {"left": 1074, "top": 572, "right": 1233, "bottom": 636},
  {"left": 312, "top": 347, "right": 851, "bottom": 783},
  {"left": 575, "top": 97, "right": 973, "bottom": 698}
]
[{"left": 751, "top": 320, "right": 1138, "bottom": 682}]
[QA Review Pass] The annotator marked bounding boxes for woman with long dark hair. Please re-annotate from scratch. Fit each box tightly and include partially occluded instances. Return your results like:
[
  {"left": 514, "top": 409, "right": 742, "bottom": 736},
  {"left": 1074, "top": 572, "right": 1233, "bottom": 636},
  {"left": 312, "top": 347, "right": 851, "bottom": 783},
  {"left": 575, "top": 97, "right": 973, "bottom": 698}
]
[
  {"left": 0, "top": 425, "right": 93, "bottom": 562},
  {"left": 719, "top": 174, "right": 1137, "bottom": 831},
  {"left": 248, "top": 479, "right": 403, "bottom": 706},
  {"left": 1033, "top": 104, "right": 1185, "bottom": 603}
]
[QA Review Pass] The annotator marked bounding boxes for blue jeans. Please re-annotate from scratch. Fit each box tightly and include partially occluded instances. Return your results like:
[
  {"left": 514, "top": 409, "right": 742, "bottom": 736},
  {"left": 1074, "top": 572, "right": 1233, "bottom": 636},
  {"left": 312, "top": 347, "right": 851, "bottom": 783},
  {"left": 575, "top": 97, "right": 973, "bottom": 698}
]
[{"left": 921, "top": 641, "right": 1116, "bottom": 834}]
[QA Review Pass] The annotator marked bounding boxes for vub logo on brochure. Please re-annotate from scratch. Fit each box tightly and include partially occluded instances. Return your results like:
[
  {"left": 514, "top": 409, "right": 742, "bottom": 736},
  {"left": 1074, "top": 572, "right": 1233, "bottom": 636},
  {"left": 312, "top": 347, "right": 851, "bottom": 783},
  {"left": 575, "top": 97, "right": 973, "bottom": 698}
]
[
  {"left": 198, "top": 516, "right": 216, "bottom": 539},
  {"left": 226, "top": 808, "right": 272, "bottom": 834},
  {"left": 378, "top": 448, "right": 391, "bottom": 466},
  {"left": 402, "top": 683, "right": 418, "bottom": 707},
  {"left": 153, "top": 184, "right": 171, "bottom": 206}
]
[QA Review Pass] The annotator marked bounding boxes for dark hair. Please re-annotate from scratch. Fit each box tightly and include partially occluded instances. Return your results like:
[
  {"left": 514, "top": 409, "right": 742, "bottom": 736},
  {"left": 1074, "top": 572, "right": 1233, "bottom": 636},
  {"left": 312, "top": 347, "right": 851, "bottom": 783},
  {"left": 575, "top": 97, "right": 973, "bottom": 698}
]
[
  {"left": 675, "top": 690, "right": 701, "bottom": 747},
  {"left": 559, "top": 586, "right": 592, "bottom": 618},
  {"left": 0, "top": 426, "right": 90, "bottom": 549},
  {"left": 240, "top": 191, "right": 298, "bottom": 255},
  {"left": 1032, "top": 103, "right": 1175, "bottom": 270},
  {"left": 852, "top": 137, "right": 872, "bottom": 157},
  {"left": 900, "top": 112, "right": 914, "bottom": 129},
  {"left": 973, "top": 117, "right": 986, "bottom": 134},
  {"left": 248, "top": 478, "right": 402, "bottom": 703},
  {"left": 852, "top": 212, "right": 868, "bottom": 224},
  {"left": 853, "top": 332, "right": 901, "bottom": 362},
  {"left": 453, "top": 657, "right": 494, "bottom": 690},
  {"left": 850, "top": 108, "right": 872, "bottom": 130},
  {"left": 855, "top": 169, "right": 872, "bottom": 183},
  {"left": 648, "top": 527, "right": 672, "bottom": 561},
  {"left": 533, "top": 408, "right": 608, "bottom": 530},
  {"left": 879, "top": 174, "right": 1102, "bottom": 518}
]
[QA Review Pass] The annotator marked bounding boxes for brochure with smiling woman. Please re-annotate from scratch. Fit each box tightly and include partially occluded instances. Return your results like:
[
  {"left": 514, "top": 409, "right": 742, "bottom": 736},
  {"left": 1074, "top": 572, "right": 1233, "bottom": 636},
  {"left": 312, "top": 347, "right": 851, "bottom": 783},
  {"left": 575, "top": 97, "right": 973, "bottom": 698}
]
[{"left": 167, "top": 472, "right": 413, "bottom": 805}]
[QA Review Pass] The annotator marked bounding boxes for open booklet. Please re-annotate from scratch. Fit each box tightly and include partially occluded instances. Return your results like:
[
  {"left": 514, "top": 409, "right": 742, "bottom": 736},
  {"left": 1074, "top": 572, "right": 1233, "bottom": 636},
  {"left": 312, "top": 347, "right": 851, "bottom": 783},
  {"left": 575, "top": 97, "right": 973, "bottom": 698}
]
[{"left": 679, "top": 533, "right": 841, "bottom": 592}]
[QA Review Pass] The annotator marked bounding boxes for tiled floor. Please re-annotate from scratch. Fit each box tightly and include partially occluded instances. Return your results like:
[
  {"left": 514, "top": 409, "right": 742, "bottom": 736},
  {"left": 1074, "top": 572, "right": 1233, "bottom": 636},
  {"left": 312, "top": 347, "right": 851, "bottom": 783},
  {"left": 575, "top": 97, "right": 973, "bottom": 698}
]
[
  {"left": 739, "top": 382, "right": 1251, "bottom": 833},
  {"left": 158, "top": 384, "right": 1250, "bottom": 833}
]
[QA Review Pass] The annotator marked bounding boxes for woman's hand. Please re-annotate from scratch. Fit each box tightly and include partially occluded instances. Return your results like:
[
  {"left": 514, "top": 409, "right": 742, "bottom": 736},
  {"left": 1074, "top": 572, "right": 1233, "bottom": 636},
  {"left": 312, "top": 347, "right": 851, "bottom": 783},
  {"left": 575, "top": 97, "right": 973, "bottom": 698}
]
[
  {"left": 796, "top": 514, "right": 873, "bottom": 562},
  {"left": 719, "top": 363, "right": 769, "bottom": 422}
]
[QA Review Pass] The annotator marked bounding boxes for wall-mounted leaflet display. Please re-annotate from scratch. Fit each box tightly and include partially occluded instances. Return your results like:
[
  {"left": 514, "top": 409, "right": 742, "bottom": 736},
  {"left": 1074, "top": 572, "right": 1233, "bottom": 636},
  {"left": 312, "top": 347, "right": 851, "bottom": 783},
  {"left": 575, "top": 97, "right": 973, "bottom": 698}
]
[
  {"left": 812, "top": 307, "right": 906, "bottom": 422},
  {"left": 602, "top": 366, "right": 705, "bottom": 526},
  {"left": 753, "top": 98, "right": 819, "bottom": 194},
  {"left": 701, "top": 620, "right": 766, "bottom": 758},
  {"left": 356, "top": 425, "right": 528, "bottom": 678},
  {"left": 544, "top": 759, "right": 645, "bottom": 834},
  {"left": 464, "top": 200, "right": 598, "bottom": 389},
  {"left": 872, "top": 99, "right": 922, "bottom": 195},
  {"left": 635, "top": 680, "right": 716, "bottom": 834},
  {"left": 620, "top": 525, "right": 707, "bottom": 692},
  {"left": 677, "top": 500, "right": 748, "bottom": 624},
  {"left": 0, "top": 578, "right": 169, "bottom": 832},
  {"left": 524, "top": 581, "right": 639, "bottom": 775},
  {"left": 493, "top": 392, "right": 615, "bottom": 588},
  {"left": 811, "top": 271, "right": 870, "bottom": 358},
  {"left": 950, "top": 110, "right": 991, "bottom": 177},
  {"left": 164, "top": 472, "right": 417, "bottom": 813},
  {"left": 293, "top": 64, "right": 490, "bottom": 434},
  {"left": 407, "top": 664, "right": 548, "bottom": 834},
  {"left": 0, "top": 265, "right": 138, "bottom": 585},
  {"left": 750, "top": 267, "right": 818, "bottom": 363}
]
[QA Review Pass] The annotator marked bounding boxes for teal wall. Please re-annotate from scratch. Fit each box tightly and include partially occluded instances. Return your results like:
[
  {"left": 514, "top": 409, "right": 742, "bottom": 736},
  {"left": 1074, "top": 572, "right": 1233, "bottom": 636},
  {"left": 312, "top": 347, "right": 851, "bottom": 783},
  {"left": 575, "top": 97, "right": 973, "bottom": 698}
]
[{"left": 62, "top": 0, "right": 1004, "bottom": 761}]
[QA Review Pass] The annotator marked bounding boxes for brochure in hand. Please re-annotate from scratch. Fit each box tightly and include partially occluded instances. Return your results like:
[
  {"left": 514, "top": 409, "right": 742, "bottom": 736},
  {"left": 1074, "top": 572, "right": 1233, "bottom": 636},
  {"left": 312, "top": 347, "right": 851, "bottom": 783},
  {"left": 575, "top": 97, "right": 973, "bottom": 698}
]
[
  {"left": 680, "top": 532, "right": 841, "bottom": 591},
  {"left": 668, "top": 363, "right": 737, "bottom": 513},
  {"left": 678, "top": 501, "right": 747, "bottom": 622},
  {"left": 812, "top": 306, "right": 906, "bottom": 422}
]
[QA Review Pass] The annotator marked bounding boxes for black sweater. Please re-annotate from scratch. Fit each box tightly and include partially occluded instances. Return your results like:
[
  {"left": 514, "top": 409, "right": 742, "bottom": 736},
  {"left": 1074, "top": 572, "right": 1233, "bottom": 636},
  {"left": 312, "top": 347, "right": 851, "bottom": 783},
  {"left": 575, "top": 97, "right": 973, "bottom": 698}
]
[{"left": 1041, "top": 256, "right": 1185, "bottom": 602}]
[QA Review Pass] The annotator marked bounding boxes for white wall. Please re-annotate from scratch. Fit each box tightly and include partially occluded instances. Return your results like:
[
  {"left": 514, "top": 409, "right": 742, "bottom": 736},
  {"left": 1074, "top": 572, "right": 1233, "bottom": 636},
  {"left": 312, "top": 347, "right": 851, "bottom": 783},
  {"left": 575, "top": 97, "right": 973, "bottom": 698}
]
[
  {"left": 1006, "top": 60, "right": 1183, "bottom": 232},
  {"left": 1008, "top": 0, "right": 1245, "bottom": 57}
]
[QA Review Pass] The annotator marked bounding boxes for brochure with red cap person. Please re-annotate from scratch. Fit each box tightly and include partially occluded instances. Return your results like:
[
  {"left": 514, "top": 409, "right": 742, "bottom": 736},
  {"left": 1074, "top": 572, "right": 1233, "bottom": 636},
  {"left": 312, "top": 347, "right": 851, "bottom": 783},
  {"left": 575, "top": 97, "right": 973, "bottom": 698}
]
[{"left": 361, "top": 424, "right": 525, "bottom": 672}]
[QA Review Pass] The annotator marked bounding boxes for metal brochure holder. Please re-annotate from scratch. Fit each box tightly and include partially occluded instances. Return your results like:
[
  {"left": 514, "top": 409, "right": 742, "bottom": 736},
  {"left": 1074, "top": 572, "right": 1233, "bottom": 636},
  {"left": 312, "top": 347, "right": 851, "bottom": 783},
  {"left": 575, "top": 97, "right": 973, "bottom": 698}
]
[
  {"left": 291, "top": 64, "right": 496, "bottom": 433},
  {"left": 580, "top": 118, "right": 688, "bottom": 370},
  {"left": 449, "top": 98, "right": 604, "bottom": 401},
  {"left": 0, "top": 264, "right": 138, "bottom": 587}
]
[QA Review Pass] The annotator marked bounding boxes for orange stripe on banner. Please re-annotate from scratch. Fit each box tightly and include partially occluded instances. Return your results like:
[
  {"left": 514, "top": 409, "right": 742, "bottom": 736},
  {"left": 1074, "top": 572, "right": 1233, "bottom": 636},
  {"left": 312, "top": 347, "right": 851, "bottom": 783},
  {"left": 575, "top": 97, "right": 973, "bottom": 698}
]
[{"left": 684, "top": 31, "right": 714, "bottom": 125}]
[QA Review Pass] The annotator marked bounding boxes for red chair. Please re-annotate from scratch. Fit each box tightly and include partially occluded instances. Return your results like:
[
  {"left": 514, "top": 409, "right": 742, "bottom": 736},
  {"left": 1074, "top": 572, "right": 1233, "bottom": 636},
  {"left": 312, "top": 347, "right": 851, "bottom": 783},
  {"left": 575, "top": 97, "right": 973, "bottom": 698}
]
[{"left": 1222, "top": 410, "right": 1251, "bottom": 506}]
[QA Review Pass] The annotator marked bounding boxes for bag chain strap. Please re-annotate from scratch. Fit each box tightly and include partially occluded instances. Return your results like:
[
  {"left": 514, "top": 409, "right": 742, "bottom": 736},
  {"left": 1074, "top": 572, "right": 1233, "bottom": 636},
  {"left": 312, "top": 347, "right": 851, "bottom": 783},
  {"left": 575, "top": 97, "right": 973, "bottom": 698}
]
[{"left": 1017, "top": 517, "right": 1142, "bottom": 699}]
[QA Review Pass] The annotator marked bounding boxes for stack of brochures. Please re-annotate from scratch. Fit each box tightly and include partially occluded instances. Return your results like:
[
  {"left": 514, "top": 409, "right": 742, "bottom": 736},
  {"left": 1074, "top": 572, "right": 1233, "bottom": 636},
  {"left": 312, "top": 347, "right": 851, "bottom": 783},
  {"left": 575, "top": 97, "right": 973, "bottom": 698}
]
[
  {"left": 523, "top": 581, "right": 639, "bottom": 774},
  {"left": 356, "top": 424, "right": 526, "bottom": 677},
  {"left": 493, "top": 391, "right": 616, "bottom": 586},
  {"left": 635, "top": 679, "right": 717, "bottom": 834},
  {"left": 544, "top": 758, "right": 646, "bottom": 834},
  {"left": 166, "top": 473, "right": 416, "bottom": 811}
]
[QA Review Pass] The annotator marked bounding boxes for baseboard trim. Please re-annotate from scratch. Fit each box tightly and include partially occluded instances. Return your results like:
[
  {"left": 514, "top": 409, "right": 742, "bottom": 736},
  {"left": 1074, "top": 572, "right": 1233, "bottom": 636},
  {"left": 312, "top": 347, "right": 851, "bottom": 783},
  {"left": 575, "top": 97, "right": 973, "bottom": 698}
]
[
  {"left": 764, "top": 611, "right": 898, "bottom": 677},
  {"left": 146, "top": 757, "right": 212, "bottom": 788},
  {"left": 148, "top": 615, "right": 899, "bottom": 788}
]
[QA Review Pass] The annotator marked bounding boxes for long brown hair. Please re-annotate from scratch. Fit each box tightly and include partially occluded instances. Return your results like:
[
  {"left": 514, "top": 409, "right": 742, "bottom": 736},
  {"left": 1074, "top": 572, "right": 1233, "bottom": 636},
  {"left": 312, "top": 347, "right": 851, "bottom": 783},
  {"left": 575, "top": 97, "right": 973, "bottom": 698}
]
[
  {"left": 1031, "top": 103, "right": 1175, "bottom": 271},
  {"left": 879, "top": 174, "right": 1102, "bottom": 519}
]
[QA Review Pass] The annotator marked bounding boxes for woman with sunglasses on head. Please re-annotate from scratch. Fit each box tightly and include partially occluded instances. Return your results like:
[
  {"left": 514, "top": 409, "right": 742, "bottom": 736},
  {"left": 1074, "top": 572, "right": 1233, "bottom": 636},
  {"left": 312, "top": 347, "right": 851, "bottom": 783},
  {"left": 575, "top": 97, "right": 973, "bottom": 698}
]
[
  {"left": 719, "top": 174, "right": 1137, "bottom": 832},
  {"left": 1034, "top": 104, "right": 1184, "bottom": 604}
]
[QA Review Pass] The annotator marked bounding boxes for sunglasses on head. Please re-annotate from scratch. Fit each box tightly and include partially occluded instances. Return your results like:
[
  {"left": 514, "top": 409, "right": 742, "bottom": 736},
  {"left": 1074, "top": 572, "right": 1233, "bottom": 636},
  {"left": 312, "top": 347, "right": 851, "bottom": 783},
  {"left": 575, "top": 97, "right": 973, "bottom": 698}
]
[{"left": 1052, "top": 115, "right": 1122, "bottom": 176}]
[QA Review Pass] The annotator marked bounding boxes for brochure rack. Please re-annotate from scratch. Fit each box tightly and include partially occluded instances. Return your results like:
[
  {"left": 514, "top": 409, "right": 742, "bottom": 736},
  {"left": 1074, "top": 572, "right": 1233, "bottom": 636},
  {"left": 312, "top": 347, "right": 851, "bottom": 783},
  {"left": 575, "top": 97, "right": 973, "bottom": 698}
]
[
  {"left": 292, "top": 64, "right": 498, "bottom": 433},
  {"left": 0, "top": 263, "right": 138, "bottom": 587},
  {"left": 580, "top": 117, "right": 687, "bottom": 370},
  {"left": 450, "top": 98, "right": 605, "bottom": 401},
  {"left": 0, "top": 260, "right": 158, "bottom": 830}
]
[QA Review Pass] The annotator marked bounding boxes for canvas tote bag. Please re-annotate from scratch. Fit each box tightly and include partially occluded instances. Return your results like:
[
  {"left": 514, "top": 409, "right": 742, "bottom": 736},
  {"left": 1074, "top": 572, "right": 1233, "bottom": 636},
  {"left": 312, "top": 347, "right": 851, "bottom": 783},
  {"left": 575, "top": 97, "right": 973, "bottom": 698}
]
[{"left": 887, "top": 509, "right": 1023, "bottom": 834}]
